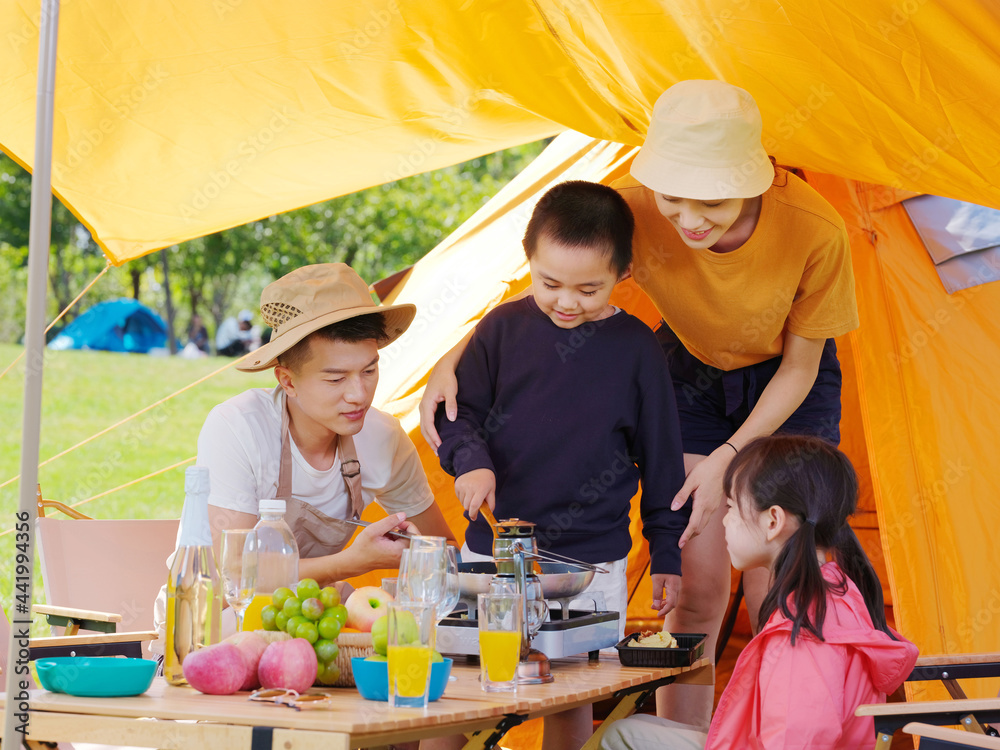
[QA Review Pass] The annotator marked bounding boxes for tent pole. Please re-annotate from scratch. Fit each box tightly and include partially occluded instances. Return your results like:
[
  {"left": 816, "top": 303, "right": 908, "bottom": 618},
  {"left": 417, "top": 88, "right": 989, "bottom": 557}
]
[{"left": 5, "top": 1, "right": 60, "bottom": 748}]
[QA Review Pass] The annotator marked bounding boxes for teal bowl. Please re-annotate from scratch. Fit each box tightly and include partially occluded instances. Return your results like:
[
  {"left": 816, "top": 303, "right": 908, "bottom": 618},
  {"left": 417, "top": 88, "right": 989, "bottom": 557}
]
[
  {"left": 34, "top": 657, "right": 157, "bottom": 697},
  {"left": 351, "top": 657, "right": 452, "bottom": 702}
]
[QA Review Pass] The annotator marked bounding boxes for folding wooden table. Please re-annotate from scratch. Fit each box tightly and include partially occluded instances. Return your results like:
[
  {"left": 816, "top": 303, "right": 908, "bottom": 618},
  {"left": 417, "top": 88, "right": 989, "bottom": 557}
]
[{"left": 2, "top": 654, "right": 710, "bottom": 750}]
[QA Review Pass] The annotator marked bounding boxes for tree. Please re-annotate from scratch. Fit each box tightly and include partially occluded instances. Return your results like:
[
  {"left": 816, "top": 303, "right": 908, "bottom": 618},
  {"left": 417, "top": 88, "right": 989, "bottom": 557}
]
[{"left": 0, "top": 154, "right": 113, "bottom": 340}]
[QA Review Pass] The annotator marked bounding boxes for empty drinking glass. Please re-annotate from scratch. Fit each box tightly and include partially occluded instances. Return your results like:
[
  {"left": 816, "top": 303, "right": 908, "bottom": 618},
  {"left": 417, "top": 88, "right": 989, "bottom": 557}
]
[
  {"left": 399, "top": 545, "right": 459, "bottom": 621},
  {"left": 220, "top": 529, "right": 258, "bottom": 632}
]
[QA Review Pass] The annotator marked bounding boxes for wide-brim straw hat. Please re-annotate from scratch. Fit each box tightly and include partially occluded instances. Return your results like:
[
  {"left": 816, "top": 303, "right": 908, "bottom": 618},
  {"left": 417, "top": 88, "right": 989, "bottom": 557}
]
[
  {"left": 237, "top": 263, "right": 416, "bottom": 372},
  {"left": 630, "top": 79, "right": 774, "bottom": 201}
]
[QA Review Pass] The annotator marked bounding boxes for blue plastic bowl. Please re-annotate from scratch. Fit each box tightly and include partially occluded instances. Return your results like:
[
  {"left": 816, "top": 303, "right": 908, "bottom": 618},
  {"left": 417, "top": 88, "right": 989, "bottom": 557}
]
[
  {"left": 351, "top": 656, "right": 452, "bottom": 702},
  {"left": 34, "top": 657, "right": 157, "bottom": 697}
]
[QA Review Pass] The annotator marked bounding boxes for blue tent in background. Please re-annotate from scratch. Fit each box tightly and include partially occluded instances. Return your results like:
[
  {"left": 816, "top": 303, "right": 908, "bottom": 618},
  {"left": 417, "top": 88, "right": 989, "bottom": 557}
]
[{"left": 48, "top": 299, "right": 168, "bottom": 354}]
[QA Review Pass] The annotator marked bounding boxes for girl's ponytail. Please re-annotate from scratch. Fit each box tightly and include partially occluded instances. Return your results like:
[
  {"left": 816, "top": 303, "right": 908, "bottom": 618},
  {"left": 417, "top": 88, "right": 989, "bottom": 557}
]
[
  {"left": 832, "top": 525, "right": 894, "bottom": 638},
  {"left": 757, "top": 519, "right": 829, "bottom": 643}
]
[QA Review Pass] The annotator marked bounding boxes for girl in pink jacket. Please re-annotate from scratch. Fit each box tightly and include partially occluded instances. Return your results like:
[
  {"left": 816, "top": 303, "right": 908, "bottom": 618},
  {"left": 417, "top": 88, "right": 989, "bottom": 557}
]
[{"left": 601, "top": 435, "right": 918, "bottom": 750}]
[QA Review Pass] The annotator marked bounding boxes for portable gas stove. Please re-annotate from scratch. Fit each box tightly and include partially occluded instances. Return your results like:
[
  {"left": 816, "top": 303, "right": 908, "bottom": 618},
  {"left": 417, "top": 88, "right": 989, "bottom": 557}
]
[
  {"left": 442, "top": 517, "right": 621, "bottom": 683},
  {"left": 437, "top": 608, "right": 620, "bottom": 660}
]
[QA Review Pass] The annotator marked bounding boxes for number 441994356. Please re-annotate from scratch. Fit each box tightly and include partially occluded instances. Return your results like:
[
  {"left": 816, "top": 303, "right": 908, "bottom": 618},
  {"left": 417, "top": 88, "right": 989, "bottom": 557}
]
[{"left": 14, "top": 510, "right": 32, "bottom": 610}]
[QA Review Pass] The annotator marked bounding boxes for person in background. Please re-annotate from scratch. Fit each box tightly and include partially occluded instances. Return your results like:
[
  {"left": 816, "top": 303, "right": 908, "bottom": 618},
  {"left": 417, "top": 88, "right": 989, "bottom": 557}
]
[
  {"left": 187, "top": 313, "right": 210, "bottom": 354},
  {"left": 599, "top": 436, "right": 918, "bottom": 750},
  {"left": 216, "top": 308, "right": 261, "bottom": 356}
]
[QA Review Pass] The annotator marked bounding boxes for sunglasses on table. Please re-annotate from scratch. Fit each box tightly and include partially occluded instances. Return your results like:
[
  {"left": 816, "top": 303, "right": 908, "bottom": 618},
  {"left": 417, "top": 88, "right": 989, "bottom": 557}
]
[{"left": 248, "top": 688, "right": 334, "bottom": 711}]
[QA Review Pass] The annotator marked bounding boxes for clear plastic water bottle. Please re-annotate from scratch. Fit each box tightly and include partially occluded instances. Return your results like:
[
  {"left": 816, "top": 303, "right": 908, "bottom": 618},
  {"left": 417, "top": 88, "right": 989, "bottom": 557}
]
[
  {"left": 164, "top": 466, "right": 223, "bottom": 685},
  {"left": 242, "top": 499, "right": 299, "bottom": 629}
]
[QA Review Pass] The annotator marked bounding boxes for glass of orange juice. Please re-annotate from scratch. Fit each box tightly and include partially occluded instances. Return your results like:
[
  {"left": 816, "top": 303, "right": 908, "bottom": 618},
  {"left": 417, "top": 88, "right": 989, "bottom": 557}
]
[
  {"left": 387, "top": 602, "right": 436, "bottom": 708},
  {"left": 477, "top": 593, "right": 523, "bottom": 692}
]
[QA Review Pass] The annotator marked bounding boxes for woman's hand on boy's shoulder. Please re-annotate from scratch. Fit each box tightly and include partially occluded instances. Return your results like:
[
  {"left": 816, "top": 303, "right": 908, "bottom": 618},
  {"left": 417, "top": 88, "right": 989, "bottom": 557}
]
[
  {"left": 650, "top": 574, "right": 681, "bottom": 617},
  {"left": 419, "top": 362, "right": 460, "bottom": 453},
  {"left": 455, "top": 468, "right": 496, "bottom": 521},
  {"left": 420, "top": 329, "right": 477, "bottom": 452}
]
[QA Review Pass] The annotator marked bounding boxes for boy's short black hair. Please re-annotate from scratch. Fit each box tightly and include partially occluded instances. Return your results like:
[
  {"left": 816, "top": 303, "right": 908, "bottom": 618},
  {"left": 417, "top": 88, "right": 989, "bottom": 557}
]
[
  {"left": 522, "top": 180, "right": 634, "bottom": 277},
  {"left": 277, "top": 313, "right": 388, "bottom": 372}
]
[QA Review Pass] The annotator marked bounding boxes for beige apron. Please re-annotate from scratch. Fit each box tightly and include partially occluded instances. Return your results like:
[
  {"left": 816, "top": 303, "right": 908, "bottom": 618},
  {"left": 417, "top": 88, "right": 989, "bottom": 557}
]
[{"left": 276, "top": 398, "right": 365, "bottom": 559}]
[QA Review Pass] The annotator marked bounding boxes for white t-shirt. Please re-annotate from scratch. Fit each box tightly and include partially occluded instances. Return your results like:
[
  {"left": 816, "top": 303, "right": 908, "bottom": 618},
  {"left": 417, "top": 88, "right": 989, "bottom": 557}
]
[
  {"left": 151, "top": 387, "right": 434, "bottom": 656},
  {"left": 197, "top": 386, "right": 435, "bottom": 520}
]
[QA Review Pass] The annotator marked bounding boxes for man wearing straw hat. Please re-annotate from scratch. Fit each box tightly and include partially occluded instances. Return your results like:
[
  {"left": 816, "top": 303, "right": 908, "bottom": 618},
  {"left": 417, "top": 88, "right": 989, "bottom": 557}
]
[
  {"left": 153, "top": 263, "right": 454, "bottom": 648},
  {"left": 204, "top": 263, "right": 454, "bottom": 581}
]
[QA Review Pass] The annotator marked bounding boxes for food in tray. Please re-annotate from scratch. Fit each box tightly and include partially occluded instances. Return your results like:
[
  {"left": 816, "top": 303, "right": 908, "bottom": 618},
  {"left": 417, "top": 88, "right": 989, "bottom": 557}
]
[{"left": 628, "top": 630, "right": 679, "bottom": 648}]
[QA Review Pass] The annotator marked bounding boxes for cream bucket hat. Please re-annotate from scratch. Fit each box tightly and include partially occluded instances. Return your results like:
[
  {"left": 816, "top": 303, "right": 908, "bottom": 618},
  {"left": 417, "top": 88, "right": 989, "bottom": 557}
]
[{"left": 630, "top": 79, "right": 774, "bottom": 200}]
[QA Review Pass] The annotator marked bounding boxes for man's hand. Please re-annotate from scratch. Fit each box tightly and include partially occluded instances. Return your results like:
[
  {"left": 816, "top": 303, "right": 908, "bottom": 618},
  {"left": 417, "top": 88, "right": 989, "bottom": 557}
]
[
  {"left": 454, "top": 468, "right": 496, "bottom": 521},
  {"left": 671, "top": 448, "right": 733, "bottom": 548},
  {"left": 650, "top": 573, "right": 682, "bottom": 617},
  {"left": 419, "top": 363, "right": 459, "bottom": 453},
  {"left": 343, "top": 513, "right": 415, "bottom": 572}
]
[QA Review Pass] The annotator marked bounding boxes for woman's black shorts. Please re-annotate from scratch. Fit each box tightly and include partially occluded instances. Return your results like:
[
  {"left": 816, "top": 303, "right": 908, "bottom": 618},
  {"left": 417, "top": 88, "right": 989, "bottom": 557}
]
[{"left": 656, "top": 321, "right": 843, "bottom": 456}]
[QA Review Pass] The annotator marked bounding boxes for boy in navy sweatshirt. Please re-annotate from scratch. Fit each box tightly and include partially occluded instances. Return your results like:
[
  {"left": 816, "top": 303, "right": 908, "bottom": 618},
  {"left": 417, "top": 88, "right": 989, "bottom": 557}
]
[{"left": 435, "top": 180, "right": 689, "bottom": 631}]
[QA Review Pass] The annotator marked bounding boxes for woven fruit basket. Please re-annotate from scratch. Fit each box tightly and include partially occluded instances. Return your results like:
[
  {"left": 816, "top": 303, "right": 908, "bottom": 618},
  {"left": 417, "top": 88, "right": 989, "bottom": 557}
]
[{"left": 333, "top": 632, "right": 374, "bottom": 687}]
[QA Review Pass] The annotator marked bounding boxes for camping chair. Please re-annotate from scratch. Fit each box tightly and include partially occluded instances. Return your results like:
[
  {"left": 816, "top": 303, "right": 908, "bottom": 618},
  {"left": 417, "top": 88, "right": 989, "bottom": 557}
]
[
  {"left": 858, "top": 696, "right": 1000, "bottom": 748},
  {"left": 35, "top": 490, "right": 178, "bottom": 657},
  {"left": 899, "top": 652, "right": 1000, "bottom": 739},
  {"left": 856, "top": 649, "right": 1000, "bottom": 748},
  {"left": 909, "top": 652, "right": 1000, "bottom": 704},
  {"left": 905, "top": 722, "right": 1000, "bottom": 748}
]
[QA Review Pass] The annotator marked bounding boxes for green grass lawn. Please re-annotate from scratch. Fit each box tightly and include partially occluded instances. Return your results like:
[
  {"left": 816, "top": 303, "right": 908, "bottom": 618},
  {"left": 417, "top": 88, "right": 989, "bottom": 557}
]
[{"left": 0, "top": 342, "right": 274, "bottom": 635}]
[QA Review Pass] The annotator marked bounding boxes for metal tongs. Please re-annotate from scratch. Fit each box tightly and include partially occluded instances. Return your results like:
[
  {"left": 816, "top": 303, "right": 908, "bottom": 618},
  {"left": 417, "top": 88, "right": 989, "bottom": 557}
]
[
  {"left": 510, "top": 540, "right": 609, "bottom": 575},
  {"left": 333, "top": 516, "right": 414, "bottom": 541}
]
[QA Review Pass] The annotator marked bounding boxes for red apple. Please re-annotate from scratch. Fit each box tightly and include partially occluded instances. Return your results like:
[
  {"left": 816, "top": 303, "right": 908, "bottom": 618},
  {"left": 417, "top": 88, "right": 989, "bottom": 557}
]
[
  {"left": 182, "top": 642, "right": 246, "bottom": 695},
  {"left": 344, "top": 586, "right": 394, "bottom": 632},
  {"left": 224, "top": 631, "right": 269, "bottom": 690},
  {"left": 257, "top": 638, "right": 317, "bottom": 693}
]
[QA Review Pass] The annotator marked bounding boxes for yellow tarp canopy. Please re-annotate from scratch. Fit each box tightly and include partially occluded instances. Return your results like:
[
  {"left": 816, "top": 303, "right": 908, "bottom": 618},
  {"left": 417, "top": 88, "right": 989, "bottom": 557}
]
[
  {"left": 4, "top": 0, "right": 999, "bottom": 709},
  {"left": 4, "top": 0, "right": 1000, "bottom": 262}
]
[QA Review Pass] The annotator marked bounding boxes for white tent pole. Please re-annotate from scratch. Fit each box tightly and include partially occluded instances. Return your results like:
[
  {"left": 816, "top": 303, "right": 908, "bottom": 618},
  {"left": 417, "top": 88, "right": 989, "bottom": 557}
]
[{"left": 5, "top": 0, "right": 60, "bottom": 747}]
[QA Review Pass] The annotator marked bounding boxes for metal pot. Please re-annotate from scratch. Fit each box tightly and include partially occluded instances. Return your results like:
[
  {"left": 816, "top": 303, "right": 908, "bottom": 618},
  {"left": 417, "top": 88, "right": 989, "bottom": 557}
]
[
  {"left": 457, "top": 561, "right": 595, "bottom": 602},
  {"left": 536, "top": 562, "right": 595, "bottom": 600},
  {"left": 456, "top": 562, "right": 499, "bottom": 600}
]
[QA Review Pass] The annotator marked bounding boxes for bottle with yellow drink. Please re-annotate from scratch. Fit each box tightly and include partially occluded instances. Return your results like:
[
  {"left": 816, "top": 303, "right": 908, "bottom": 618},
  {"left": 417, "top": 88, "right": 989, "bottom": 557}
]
[
  {"left": 241, "top": 594, "right": 274, "bottom": 632},
  {"left": 477, "top": 592, "right": 523, "bottom": 692},
  {"left": 387, "top": 602, "right": 437, "bottom": 708},
  {"left": 165, "top": 467, "right": 223, "bottom": 686}
]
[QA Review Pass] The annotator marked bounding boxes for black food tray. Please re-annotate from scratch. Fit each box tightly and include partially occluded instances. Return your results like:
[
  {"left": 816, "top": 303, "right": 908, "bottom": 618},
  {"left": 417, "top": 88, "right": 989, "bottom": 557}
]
[{"left": 614, "top": 632, "right": 707, "bottom": 667}]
